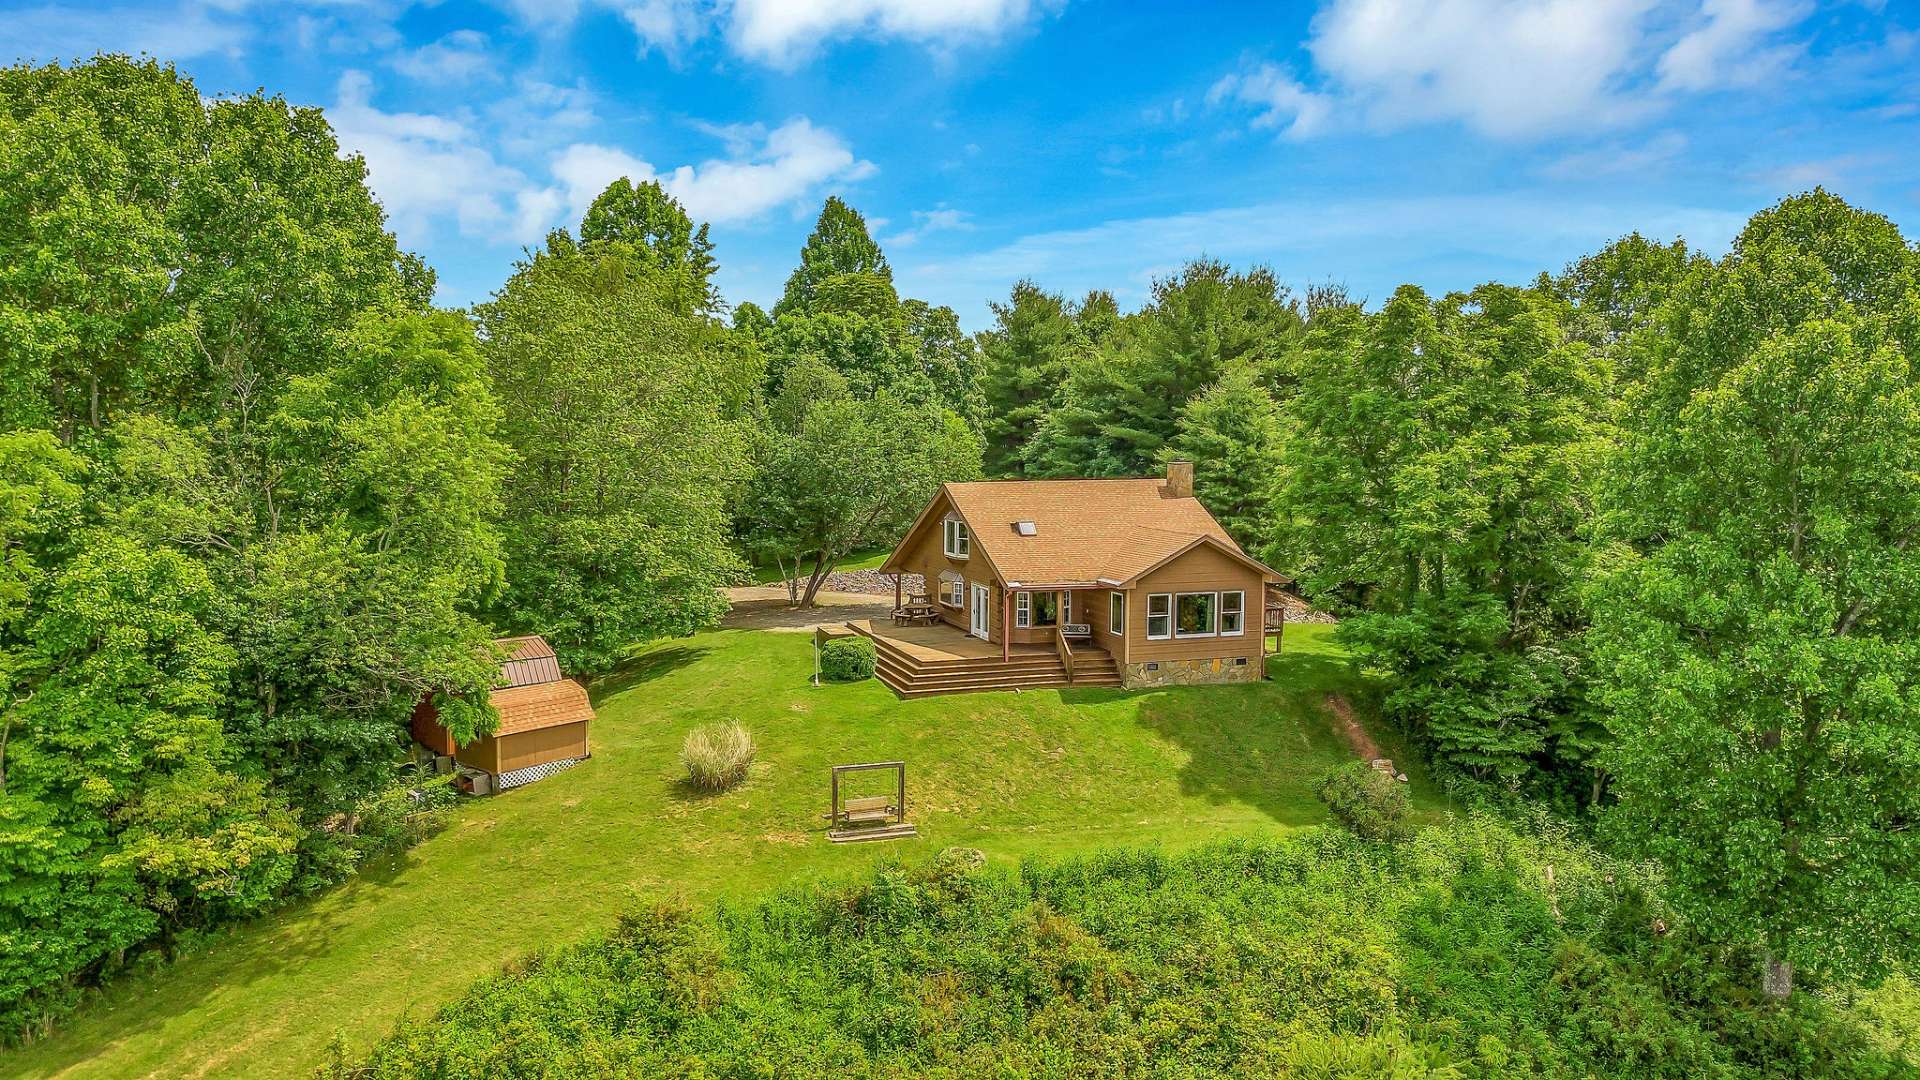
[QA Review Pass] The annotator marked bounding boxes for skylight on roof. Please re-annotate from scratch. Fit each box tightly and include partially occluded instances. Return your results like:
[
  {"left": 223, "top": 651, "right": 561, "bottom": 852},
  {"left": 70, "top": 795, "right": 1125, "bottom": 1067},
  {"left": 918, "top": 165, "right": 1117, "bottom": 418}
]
[{"left": 1014, "top": 520, "right": 1038, "bottom": 536}]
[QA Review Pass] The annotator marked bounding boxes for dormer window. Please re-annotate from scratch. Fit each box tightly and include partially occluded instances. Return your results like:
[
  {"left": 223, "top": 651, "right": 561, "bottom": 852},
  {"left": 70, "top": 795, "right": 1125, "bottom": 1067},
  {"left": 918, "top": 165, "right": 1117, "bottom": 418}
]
[
  {"left": 1013, "top": 520, "right": 1037, "bottom": 536},
  {"left": 943, "top": 517, "right": 970, "bottom": 559}
]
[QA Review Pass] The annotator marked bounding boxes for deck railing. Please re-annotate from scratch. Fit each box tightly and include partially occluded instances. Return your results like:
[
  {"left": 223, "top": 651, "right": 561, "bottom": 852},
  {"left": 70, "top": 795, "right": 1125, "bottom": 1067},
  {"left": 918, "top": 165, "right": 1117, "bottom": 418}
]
[{"left": 1053, "top": 626, "right": 1076, "bottom": 685}]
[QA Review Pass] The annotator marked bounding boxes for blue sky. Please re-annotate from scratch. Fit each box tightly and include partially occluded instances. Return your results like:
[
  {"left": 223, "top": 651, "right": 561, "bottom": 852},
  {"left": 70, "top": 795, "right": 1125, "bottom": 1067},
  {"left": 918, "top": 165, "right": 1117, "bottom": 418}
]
[{"left": 7, "top": 0, "right": 1918, "bottom": 327}]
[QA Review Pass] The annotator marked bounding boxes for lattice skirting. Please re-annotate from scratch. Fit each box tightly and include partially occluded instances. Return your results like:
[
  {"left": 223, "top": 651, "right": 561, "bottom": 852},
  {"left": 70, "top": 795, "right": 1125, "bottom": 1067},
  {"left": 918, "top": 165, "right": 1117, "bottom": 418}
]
[{"left": 495, "top": 755, "right": 586, "bottom": 790}]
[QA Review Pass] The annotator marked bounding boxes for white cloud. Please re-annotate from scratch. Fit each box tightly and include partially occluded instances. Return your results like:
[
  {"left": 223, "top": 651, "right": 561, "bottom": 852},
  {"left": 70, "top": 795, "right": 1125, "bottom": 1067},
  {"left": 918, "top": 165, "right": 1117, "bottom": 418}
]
[
  {"left": 328, "top": 67, "right": 871, "bottom": 248},
  {"left": 1309, "top": 0, "right": 1662, "bottom": 137},
  {"left": 662, "top": 118, "right": 877, "bottom": 222},
  {"left": 327, "top": 71, "right": 534, "bottom": 243},
  {"left": 529, "top": 117, "right": 876, "bottom": 236},
  {"left": 727, "top": 0, "right": 1048, "bottom": 65},
  {"left": 4, "top": 2, "right": 250, "bottom": 64},
  {"left": 391, "top": 29, "right": 498, "bottom": 84},
  {"left": 1206, "top": 64, "right": 1333, "bottom": 139},
  {"left": 1656, "top": 0, "right": 1805, "bottom": 92},
  {"left": 613, "top": 0, "right": 705, "bottom": 57},
  {"left": 888, "top": 206, "right": 974, "bottom": 247},
  {"left": 1540, "top": 131, "right": 1689, "bottom": 180},
  {"left": 1210, "top": 1, "right": 1816, "bottom": 142}
]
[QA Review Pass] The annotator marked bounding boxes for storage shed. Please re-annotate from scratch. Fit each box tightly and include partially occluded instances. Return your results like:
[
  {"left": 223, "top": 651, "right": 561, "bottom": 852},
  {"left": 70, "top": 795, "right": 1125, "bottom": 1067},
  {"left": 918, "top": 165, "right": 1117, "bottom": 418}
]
[{"left": 413, "top": 635, "right": 593, "bottom": 791}]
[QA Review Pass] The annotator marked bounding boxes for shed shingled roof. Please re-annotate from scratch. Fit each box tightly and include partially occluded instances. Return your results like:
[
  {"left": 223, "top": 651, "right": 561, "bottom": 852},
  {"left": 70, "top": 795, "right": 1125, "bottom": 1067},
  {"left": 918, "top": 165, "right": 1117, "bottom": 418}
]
[
  {"left": 886, "top": 477, "right": 1285, "bottom": 586},
  {"left": 488, "top": 678, "right": 594, "bottom": 736}
]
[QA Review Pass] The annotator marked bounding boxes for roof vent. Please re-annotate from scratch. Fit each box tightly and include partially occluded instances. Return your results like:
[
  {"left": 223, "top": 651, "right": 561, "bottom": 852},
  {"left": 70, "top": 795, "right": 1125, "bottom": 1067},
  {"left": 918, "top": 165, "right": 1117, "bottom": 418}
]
[{"left": 1013, "top": 520, "right": 1038, "bottom": 537}]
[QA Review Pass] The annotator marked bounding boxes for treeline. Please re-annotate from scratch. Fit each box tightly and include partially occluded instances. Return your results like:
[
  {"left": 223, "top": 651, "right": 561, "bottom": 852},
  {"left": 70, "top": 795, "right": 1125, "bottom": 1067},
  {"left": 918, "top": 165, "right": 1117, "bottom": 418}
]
[
  {"left": 967, "top": 204, "right": 1920, "bottom": 1002},
  {"left": 0, "top": 56, "right": 985, "bottom": 1036}
]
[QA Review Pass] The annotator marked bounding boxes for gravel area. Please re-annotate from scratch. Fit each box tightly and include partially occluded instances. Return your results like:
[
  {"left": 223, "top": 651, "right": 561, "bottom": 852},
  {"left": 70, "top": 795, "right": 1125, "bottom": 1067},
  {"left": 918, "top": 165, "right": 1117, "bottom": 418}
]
[
  {"left": 772, "top": 569, "right": 922, "bottom": 597},
  {"left": 1271, "top": 592, "right": 1338, "bottom": 625}
]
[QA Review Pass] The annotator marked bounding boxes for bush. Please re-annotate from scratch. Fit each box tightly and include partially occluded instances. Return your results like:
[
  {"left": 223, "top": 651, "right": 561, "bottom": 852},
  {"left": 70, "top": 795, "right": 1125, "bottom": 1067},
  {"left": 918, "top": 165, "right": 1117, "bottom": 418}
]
[
  {"left": 1318, "top": 761, "right": 1411, "bottom": 841},
  {"left": 819, "top": 637, "right": 875, "bottom": 682},
  {"left": 341, "top": 825, "right": 1915, "bottom": 1079},
  {"left": 681, "top": 722, "right": 756, "bottom": 793}
]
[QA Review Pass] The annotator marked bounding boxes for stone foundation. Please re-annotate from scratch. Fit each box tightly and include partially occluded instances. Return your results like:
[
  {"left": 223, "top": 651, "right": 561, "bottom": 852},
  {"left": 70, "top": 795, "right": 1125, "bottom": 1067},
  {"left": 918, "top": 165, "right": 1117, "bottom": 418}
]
[{"left": 1123, "top": 656, "right": 1259, "bottom": 688}]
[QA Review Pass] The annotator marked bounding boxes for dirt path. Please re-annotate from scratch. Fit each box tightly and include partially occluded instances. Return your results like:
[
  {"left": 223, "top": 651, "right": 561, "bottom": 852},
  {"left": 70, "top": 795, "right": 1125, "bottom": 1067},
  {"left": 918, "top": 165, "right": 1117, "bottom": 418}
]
[
  {"left": 1321, "top": 692, "right": 1384, "bottom": 762},
  {"left": 722, "top": 587, "right": 894, "bottom": 632}
]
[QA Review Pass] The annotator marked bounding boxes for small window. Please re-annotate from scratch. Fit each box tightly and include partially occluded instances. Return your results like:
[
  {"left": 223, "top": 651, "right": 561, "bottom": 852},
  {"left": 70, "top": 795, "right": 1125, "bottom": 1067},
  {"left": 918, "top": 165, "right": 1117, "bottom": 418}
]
[
  {"left": 938, "top": 572, "right": 964, "bottom": 607},
  {"left": 1109, "top": 591, "right": 1125, "bottom": 636},
  {"left": 1146, "top": 593, "right": 1172, "bottom": 640},
  {"left": 1015, "top": 591, "right": 1030, "bottom": 628},
  {"left": 1220, "top": 591, "right": 1245, "bottom": 636},
  {"left": 943, "top": 517, "right": 970, "bottom": 559},
  {"left": 1176, "top": 592, "right": 1217, "bottom": 637}
]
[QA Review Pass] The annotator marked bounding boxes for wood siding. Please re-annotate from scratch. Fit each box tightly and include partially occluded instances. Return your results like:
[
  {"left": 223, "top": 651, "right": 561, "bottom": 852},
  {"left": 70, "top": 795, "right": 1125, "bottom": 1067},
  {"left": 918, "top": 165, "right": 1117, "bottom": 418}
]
[
  {"left": 893, "top": 491, "right": 1000, "bottom": 642},
  {"left": 454, "top": 721, "right": 589, "bottom": 776},
  {"left": 1127, "top": 544, "right": 1265, "bottom": 675}
]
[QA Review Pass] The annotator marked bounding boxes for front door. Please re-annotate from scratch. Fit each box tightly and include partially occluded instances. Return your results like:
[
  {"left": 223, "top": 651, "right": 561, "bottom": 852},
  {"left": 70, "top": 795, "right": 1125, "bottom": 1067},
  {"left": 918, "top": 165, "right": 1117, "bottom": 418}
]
[{"left": 970, "top": 583, "right": 991, "bottom": 640}]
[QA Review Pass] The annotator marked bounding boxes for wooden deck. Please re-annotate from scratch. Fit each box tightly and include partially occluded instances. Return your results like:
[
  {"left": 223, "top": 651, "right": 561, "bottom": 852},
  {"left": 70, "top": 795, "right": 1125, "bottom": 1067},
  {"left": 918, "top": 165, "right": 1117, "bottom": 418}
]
[{"left": 847, "top": 619, "right": 1121, "bottom": 697}]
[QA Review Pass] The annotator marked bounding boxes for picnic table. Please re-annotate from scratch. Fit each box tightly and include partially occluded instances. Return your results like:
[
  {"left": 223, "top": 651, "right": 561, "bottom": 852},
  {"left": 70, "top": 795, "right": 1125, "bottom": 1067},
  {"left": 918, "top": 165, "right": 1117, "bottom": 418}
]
[{"left": 893, "top": 600, "right": 942, "bottom": 626}]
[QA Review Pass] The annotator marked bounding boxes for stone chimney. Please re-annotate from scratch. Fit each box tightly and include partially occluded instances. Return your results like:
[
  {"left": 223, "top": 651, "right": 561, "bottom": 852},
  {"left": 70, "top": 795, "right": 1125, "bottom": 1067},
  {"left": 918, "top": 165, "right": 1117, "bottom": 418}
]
[{"left": 1165, "top": 460, "right": 1194, "bottom": 499}]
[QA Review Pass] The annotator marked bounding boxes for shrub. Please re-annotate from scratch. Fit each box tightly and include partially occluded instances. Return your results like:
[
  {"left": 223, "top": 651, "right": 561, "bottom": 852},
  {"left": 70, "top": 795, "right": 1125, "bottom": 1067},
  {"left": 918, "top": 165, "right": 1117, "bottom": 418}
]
[
  {"left": 1317, "top": 761, "right": 1411, "bottom": 841},
  {"left": 819, "top": 637, "right": 875, "bottom": 682},
  {"left": 681, "top": 722, "right": 756, "bottom": 793}
]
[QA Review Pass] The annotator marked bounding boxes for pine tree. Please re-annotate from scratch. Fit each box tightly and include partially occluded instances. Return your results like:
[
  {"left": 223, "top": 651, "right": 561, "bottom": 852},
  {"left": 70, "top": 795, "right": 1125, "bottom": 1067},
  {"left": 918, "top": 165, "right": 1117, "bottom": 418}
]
[{"left": 978, "top": 281, "right": 1080, "bottom": 476}]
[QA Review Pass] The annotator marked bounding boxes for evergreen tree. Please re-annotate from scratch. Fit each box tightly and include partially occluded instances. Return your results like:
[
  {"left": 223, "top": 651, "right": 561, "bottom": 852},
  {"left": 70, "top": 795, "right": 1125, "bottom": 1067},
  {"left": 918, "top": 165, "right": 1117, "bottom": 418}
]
[
  {"left": 977, "top": 281, "right": 1080, "bottom": 476},
  {"left": 1166, "top": 363, "right": 1287, "bottom": 550},
  {"left": 774, "top": 196, "right": 891, "bottom": 317},
  {"left": 1029, "top": 261, "right": 1300, "bottom": 477}
]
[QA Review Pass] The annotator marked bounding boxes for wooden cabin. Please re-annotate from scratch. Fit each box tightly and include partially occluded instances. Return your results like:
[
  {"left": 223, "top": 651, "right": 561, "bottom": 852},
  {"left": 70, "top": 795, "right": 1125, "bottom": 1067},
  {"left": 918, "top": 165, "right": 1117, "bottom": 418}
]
[{"left": 864, "top": 462, "right": 1289, "bottom": 695}]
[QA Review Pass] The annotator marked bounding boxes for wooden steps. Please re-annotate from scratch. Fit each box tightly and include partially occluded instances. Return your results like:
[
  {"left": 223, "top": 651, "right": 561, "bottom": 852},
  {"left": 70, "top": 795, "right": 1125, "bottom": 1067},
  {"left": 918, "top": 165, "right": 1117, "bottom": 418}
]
[{"left": 853, "top": 622, "right": 1122, "bottom": 698}]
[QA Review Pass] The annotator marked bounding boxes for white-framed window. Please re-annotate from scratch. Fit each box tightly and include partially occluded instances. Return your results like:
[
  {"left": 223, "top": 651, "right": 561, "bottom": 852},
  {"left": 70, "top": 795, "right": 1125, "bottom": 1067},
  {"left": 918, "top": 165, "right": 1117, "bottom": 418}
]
[
  {"left": 938, "top": 572, "right": 964, "bottom": 607},
  {"left": 1146, "top": 593, "right": 1172, "bottom": 640},
  {"left": 1175, "top": 592, "right": 1218, "bottom": 638},
  {"left": 942, "top": 517, "right": 970, "bottom": 559},
  {"left": 1220, "top": 591, "right": 1245, "bottom": 636},
  {"left": 1014, "top": 591, "right": 1061, "bottom": 628},
  {"left": 1109, "top": 591, "right": 1125, "bottom": 636}
]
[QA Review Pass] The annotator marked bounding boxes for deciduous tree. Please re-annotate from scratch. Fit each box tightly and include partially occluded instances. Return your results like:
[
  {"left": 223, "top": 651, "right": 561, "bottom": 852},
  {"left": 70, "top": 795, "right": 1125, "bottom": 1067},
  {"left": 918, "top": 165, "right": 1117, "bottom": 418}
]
[{"left": 1593, "top": 191, "right": 1920, "bottom": 999}]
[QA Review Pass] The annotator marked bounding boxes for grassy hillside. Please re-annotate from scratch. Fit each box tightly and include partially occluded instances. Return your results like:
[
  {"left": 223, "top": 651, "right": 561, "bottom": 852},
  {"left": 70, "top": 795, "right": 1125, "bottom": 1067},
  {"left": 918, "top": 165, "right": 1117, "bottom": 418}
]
[
  {"left": 334, "top": 824, "right": 1916, "bottom": 1079},
  {"left": 6, "top": 624, "right": 1419, "bottom": 1078}
]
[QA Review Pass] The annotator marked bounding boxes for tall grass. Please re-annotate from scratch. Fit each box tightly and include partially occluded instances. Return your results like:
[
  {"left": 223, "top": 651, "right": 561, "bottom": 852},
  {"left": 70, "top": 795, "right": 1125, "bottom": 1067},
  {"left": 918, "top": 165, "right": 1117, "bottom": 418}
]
[{"left": 680, "top": 721, "right": 755, "bottom": 792}]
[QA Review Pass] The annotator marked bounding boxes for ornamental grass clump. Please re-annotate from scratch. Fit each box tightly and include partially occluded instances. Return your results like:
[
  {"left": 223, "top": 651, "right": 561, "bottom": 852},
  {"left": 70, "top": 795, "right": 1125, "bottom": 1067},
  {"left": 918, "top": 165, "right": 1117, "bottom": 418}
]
[{"left": 681, "top": 721, "right": 756, "bottom": 793}]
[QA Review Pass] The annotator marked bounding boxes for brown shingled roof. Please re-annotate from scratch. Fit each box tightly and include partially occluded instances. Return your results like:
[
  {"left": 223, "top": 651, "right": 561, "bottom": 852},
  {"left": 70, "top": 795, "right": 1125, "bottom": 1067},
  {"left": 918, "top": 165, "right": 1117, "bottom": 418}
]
[
  {"left": 888, "top": 477, "right": 1284, "bottom": 586},
  {"left": 488, "top": 678, "right": 594, "bottom": 736}
]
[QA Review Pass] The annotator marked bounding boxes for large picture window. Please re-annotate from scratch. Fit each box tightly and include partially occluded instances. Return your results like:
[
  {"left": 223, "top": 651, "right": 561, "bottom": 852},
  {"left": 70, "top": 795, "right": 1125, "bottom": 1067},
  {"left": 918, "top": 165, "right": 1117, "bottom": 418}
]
[
  {"left": 1032, "top": 591, "right": 1059, "bottom": 627},
  {"left": 1015, "top": 591, "right": 1061, "bottom": 629},
  {"left": 1175, "top": 592, "right": 1217, "bottom": 637},
  {"left": 943, "top": 517, "right": 970, "bottom": 559},
  {"left": 1220, "top": 591, "right": 1245, "bottom": 635},
  {"left": 1109, "top": 591, "right": 1125, "bottom": 636},
  {"left": 1146, "top": 593, "right": 1172, "bottom": 639}
]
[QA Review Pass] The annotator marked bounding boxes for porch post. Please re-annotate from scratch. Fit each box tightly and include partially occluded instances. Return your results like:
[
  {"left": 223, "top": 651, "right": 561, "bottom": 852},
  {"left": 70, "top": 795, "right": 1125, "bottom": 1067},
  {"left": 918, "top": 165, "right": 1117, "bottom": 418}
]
[
  {"left": 894, "top": 573, "right": 901, "bottom": 611},
  {"left": 1002, "top": 588, "right": 1012, "bottom": 662}
]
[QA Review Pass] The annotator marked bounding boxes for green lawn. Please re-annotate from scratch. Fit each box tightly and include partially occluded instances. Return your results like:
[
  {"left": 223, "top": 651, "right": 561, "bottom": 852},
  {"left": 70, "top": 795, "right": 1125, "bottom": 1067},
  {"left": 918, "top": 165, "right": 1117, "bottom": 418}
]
[
  {"left": 747, "top": 546, "right": 891, "bottom": 584},
  {"left": 5, "top": 623, "right": 1433, "bottom": 1080}
]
